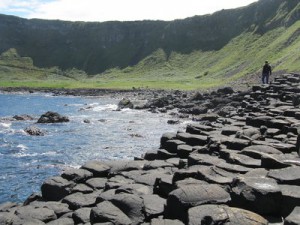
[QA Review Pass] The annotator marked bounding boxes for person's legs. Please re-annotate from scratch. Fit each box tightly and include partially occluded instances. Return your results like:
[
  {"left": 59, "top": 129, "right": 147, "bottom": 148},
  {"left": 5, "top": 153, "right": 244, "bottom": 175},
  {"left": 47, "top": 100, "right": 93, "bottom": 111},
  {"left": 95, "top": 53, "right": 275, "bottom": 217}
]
[
  {"left": 262, "top": 73, "right": 266, "bottom": 84},
  {"left": 266, "top": 74, "right": 269, "bottom": 84}
]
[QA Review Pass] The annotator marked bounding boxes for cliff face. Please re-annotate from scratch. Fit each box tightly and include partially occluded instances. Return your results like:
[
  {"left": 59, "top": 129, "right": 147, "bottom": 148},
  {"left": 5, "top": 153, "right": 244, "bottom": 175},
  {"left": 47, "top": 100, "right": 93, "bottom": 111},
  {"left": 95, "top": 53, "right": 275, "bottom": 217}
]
[{"left": 0, "top": 0, "right": 299, "bottom": 74}]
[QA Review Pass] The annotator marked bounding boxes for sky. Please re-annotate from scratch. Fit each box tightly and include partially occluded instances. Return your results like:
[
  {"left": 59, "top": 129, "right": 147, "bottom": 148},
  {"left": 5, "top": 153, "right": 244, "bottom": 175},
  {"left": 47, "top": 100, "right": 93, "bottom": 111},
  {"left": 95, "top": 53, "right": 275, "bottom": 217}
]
[{"left": 0, "top": 0, "right": 259, "bottom": 22}]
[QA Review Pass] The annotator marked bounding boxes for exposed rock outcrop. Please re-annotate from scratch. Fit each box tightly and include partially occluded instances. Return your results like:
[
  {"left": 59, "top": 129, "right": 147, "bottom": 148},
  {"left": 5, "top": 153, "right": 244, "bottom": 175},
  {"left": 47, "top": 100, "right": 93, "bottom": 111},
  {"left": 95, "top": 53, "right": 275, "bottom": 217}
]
[{"left": 1, "top": 73, "right": 300, "bottom": 224}]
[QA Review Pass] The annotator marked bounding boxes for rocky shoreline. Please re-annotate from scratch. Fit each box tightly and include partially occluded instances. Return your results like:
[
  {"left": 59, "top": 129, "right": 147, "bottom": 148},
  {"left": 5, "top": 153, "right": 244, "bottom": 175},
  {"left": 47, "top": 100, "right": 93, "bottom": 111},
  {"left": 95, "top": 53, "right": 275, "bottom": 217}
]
[{"left": 1, "top": 73, "right": 300, "bottom": 225}]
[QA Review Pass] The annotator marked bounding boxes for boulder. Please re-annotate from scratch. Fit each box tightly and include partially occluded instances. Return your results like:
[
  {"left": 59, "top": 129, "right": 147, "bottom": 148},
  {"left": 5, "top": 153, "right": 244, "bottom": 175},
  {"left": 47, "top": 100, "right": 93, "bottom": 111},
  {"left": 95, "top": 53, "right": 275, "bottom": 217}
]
[
  {"left": 15, "top": 205, "right": 57, "bottom": 223},
  {"left": 24, "top": 126, "right": 45, "bottom": 136},
  {"left": 150, "top": 218, "right": 184, "bottom": 225},
  {"left": 37, "top": 111, "right": 69, "bottom": 123},
  {"left": 29, "top": 201, "right": 71, "bottom": 218},
  {"left": 61, "top": 168, "right": 93, "bottom": 183},
  {"left": 85, "top": 177, "right": 107, "bottom": 190},
  {"left": 165, "top": 184, "right": 231, "bottom": 223},
  {"left": 142, "top": 194, "right": 166, "bottom": 220},
  {"left": 176, "top": 133, "right": 207, "bottom": 146},
  {"left": 90, "top": 201, "right": 132, "bottom": 225},
  {"left": 13, "top": 114, "right": 34, "bottom": 121},
  {"left": 81, "top": 160, "right": 110, "bottom": 177},
  {"left": 62, "top": 191, "right": 101, "bottom": 210},
  {"left": 46, "top": 218, "right": 74, "bottom": 225},
  {"left": 41, "top": 176, "right": 75, "bottom": 201},
  {"left": 267, "top": 166, "right": 300, "bottom": 185},
  {"left": 110, "top": 193, "right": 144, "bottom": 225},
  {"left": 117, "top": 98, "right": 134, "bottom": 110},
  {"left": 230, "top": 176, "right": 282, "bottom": 215},
  {"left": 72, "top": 207, "right": 91, "bottom": 224},
  {"left": 188, "top": 204, "right": 268, "bottom": 225}
]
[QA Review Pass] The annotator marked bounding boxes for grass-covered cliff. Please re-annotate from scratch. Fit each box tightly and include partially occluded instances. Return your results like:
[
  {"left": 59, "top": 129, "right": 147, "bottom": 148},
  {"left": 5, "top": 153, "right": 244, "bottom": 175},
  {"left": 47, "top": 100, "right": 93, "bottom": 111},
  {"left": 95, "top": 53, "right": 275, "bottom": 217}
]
[{"left": 0, "top": 0, "right": 299, "bottom": 90}]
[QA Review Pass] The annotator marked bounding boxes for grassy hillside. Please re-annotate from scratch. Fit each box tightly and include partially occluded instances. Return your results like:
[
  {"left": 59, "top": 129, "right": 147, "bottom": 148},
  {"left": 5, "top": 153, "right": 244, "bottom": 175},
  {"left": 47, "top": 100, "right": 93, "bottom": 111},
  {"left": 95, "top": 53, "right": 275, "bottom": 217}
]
[
  {"left": 0, "top": 20, "right": 299, "bottom": 90},
  {"left": 0, "top": 0, "right": 299, "bottom": 90}
]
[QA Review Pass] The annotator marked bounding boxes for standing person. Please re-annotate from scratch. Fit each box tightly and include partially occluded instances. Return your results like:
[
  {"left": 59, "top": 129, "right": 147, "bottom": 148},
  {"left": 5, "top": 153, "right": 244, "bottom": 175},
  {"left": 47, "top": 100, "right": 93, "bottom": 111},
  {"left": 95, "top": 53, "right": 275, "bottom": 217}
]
[{"left": 262, "top": 61, "right": 272, "bottom": 84}]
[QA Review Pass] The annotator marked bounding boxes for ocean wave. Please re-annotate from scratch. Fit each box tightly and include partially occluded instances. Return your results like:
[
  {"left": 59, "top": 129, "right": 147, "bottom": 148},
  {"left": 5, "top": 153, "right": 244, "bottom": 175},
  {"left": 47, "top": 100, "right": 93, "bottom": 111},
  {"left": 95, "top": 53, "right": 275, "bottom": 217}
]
[{"left": 12, "top": 150, "right": 58, "bottom": 158}]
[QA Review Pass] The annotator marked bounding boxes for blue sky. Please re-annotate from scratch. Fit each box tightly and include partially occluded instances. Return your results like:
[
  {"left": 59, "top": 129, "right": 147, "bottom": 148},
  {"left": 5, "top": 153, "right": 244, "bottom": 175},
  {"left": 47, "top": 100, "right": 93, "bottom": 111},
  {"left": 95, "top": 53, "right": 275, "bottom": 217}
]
[{"left": 0, "top": 0, "right": 258, "bottom": 22}]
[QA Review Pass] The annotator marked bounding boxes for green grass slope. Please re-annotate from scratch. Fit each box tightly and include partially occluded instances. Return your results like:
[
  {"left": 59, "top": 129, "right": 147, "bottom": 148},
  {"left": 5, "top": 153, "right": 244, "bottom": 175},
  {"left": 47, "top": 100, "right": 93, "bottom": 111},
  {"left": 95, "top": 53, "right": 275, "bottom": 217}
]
[{"left": 0, "top": 21, "right": 299, "bottom": 90}]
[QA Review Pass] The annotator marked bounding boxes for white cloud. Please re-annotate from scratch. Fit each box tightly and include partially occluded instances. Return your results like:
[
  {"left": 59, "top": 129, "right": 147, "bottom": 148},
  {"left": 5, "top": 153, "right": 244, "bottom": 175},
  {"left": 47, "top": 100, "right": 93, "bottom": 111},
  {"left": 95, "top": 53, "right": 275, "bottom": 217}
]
[{"left": 1, "top": 0, "right": 259, "bottom": 22}]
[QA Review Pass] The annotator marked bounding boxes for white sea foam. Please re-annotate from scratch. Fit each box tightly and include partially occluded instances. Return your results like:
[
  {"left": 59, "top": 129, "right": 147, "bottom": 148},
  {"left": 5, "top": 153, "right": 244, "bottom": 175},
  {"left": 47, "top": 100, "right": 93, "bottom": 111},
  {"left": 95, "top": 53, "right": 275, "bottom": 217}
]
[
  {"left": 16, "top": 144, "right": 28, "bottom": 151},
  {"left": 93, "top": 104, "right": 118, "bottom": 111},
  {"left": 0, "top": 122, "right": 12, "bottom": 129}
]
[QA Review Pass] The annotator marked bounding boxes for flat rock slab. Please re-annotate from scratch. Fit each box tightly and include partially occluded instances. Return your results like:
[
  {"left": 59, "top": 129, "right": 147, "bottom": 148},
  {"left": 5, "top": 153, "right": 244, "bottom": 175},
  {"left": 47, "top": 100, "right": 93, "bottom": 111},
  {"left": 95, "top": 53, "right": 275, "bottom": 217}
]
[
  {"left": 61, "top": 168, "right": 93, "bottom": 182},
  {"left": 120, "top": 169, "right": 173, "bottom": 186},
  {"left": 231, "top": 176, "right": 282, "bottom": 215},
  {"left": 188, "top": 153, "right": 225, "bottom": 167},
  {"left": 62, "top": 191, "right": 101, "bottom": 210},
  {"left": 46, "top": 218, "right": 74, "bottom": 225},
  {"left": 81, "top": 160, "right": 110, "bottom": 177},
  {"left": 142, "top": 194, "right": 166, "bottom": 220},
  {"left": 284, "top": 206, "right": 300, "bottom": 225},
  {"left": 166, "top": 184, "right": 231, "bottom": 222},
  {"left": 105, "top": 160, "right": 145, "bottom": 173},
  {"left": 242, "top": 145, "right": 283, "bottom": 155},
  {"left": 188, "top": 204, "right": 268, "bottom": 225},
  {"left": 150, "top": 218, "right": 184, "bottom": 225},
  {"left": 196, "top": 166, "right": 235, "bottom": 185},
  {"left": 29, "top": 201, "right": 71, "bottom": 217},
  {"left": 15, "top": 205, "right": 57, "bottom": 223},
  {"left": 268, "top": 166, "right": 300, "bottom": 185},
  {"left": 227, "top": 152, "right": 262, "bottom": 168},
  {"left": 176, "top": 132, "right": 207, "bottom": 146},
  {"left": 279, "top": 184, "right": 300, "bottom": 217},
  {"left": 90, "top": 201, "right": 132, "bottom": 225},
  {"left": 85, "top": 177, "right": 107, "bottom": 189}
]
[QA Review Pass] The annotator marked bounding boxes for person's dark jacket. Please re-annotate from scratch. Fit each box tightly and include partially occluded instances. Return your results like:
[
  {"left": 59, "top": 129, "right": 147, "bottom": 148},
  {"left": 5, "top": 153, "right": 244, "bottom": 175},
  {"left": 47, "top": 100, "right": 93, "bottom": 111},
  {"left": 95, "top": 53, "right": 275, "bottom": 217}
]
[{"left": 262, "top": 64, "right": 272, "bottom": 74}]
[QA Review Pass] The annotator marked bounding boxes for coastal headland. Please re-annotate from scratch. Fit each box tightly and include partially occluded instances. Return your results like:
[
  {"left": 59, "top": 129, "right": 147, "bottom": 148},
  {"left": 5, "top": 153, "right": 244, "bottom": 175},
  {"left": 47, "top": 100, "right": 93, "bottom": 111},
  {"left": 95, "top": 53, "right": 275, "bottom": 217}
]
[{"left": 1, "top": 73, "right": 300, "bottom": 225}]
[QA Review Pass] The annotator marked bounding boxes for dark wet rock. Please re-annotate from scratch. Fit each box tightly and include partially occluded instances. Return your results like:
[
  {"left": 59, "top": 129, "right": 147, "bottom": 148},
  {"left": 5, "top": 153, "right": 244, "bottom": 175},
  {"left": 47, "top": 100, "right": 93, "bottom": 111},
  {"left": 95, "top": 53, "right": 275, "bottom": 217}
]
[
  {"left": 162, "top": 139, "right": 185, "bottom": 153},
  {"left": 110, "top": 193, "right": 144, "bottom": 225},
  {"left": 37, "top": 111, "right": 69, "bottom": 123},
  {"left": 90, "top": 201, "right": 132, "bottom": 225},
  {"left": 246, "top": 115, "right": 273, "bottom": 127},
  {"left": 261, "top": 154, "right": 292, "bottom": 169},
  {"left": 61, "top": 168, "right": 93, "bottom": 183},
  {"left": 81, "top": 160, "right": 110, "bottom": 177},
  {"left": 186, "top": 124, "right": 214, "bottom": 135},
  {"left": 176, "top": 132, "right": 207, "bottom": 146},
  {"left": 230, "top": 176, "right": 282, "bottom": 215},
  {"left": 13, "top": 114, "right": 34, "bottom": 121},
  {"left": 15, "top": 205, "right": 57, "bottom": 223},
  {"left": 188, "top": 204, "right": 268, "bottom": 225},
  {"left": 177, "top": 145, "right": 194, "bottom": 158},
  {"left": 221, "top": 126, "right": 240, "bottom": 136},
  {"left": 41, "top": 176, "right": 75, "bottom": 201},
  {"left": 157, "top": 149, "right": 177, "bottom": 160},
  {"left": 267, "top": 166, "right": 300, "bottom": 185},
  {"left": 73, "top": 207, "right": 91, "bottom": 224},
  {"left": 284, "top": 206, "right": 300, "bottom": 225},
  {"left": 222, "top": 138, "right": 250, "bottom": 150},
  {"left": 165, "top": 184, "right": 231, "bottom": 222},
  {"left": 24, "top": 126, "right": 45, "bottom": 136},
  {"left": 217, "top": 87, "right": 234, "bottom": 95},
  {"left": 117, "top": 98, "right": 134, "bottom": 110}
]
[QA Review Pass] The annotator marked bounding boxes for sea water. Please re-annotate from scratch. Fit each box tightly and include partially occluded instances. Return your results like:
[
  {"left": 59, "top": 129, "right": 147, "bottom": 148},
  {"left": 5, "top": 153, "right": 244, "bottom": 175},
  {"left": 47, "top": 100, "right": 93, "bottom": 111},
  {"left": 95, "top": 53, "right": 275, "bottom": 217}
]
[{"left": 0, "top": 92, "right": 184, "bottom": 203}]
